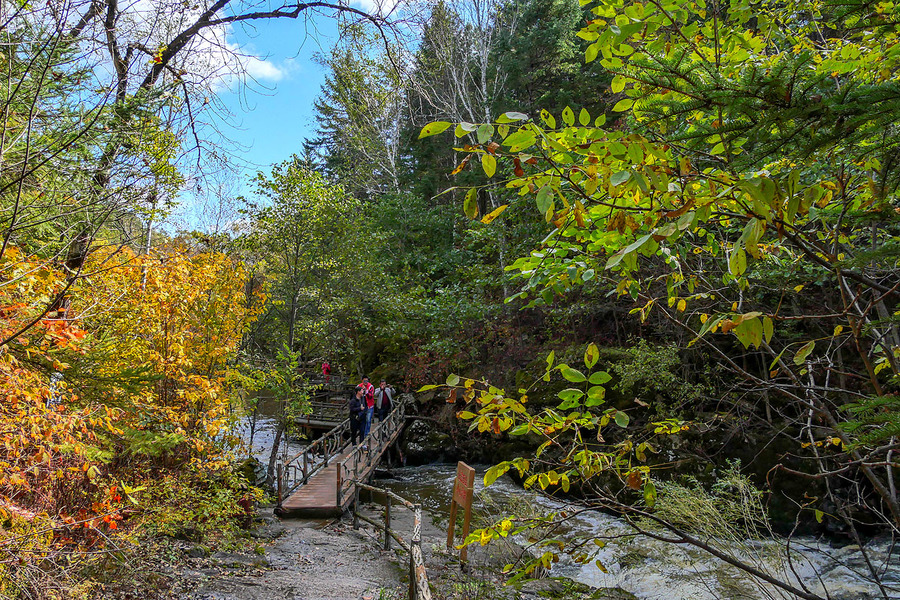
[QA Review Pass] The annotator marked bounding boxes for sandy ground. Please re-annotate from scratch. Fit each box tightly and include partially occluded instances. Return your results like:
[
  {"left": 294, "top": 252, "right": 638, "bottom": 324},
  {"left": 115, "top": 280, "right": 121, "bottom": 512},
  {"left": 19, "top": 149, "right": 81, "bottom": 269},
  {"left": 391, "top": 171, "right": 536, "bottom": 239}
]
[{"left": 177, "top": 510, "right": 406, "bottom": 600}]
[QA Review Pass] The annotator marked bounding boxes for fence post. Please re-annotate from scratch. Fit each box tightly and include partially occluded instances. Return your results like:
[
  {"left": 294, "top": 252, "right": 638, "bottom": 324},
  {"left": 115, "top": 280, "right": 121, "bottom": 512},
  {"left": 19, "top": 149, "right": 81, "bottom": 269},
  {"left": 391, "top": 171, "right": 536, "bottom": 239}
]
[
  {"left": 335, "top": 460, "right": 342, "bottom": 510},
  {"left": 353, "top": 457, "right": 360, "bottom": 530},
  {"left": 384, "top": 494, "right": 392, "bottom": 551},
  {"left": 276, "top": 463, "right": 283, "bottom": 505},
  {"left": 409, "top": 504, "right": 431, "bottom": 600}
]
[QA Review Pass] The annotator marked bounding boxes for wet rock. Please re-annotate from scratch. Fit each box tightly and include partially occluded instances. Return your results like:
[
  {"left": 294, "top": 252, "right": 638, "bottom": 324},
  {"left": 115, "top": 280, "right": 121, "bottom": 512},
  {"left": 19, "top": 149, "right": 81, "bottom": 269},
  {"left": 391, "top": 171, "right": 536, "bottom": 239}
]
[
  {"left": 403, "top": 419, "right": 458, "bottom": 465},
  {"left": 516, "top": 578, "right": 637, "bottom": 599},
  {"left": 210, "top": 551, "right": 269, "bottom": 569},
  {"left": 186, "top": 545, "right": 211, "bottom": 559}
]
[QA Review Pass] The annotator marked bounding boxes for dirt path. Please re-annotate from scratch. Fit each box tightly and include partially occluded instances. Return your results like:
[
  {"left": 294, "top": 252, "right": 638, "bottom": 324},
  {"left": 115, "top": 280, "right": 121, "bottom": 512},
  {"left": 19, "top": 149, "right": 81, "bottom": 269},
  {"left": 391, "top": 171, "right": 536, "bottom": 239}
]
[
  {"left": 176, "top": 510, "right": 406, "bottom": 600},
  {"left": 167, "top": 503, "right": 629, "bottom": 600}
]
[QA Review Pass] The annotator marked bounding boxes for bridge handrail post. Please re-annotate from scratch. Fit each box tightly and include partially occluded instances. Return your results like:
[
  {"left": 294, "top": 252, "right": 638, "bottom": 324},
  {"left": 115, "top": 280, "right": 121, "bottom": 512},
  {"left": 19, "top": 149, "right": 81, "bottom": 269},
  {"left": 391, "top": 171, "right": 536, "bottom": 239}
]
[
  {"left": 352, "top": 456, "right": 360, "bottom": 529},
  {"left": 335, "top": 458, "right": 342, "bottom": 509}
]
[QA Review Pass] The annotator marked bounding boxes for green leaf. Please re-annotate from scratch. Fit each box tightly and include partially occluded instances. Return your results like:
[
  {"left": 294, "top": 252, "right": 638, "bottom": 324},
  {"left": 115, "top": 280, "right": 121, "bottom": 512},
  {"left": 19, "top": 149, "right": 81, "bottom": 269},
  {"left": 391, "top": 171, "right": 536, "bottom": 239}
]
[
  {"left": 611, "top": 75, "right": 626, "bottom": 94},
  {"left": 509, "top": 424, "right": 530, "bottom": 436},
  {"left": 585, "top": 386, "right": 606, "bottom": 407},
  {"left": 536, "top": 185, "right": 554, "bottom": 214},
  {"left": 610, "top": 170, "right": 631, "bottom": 186},
  {"left": 497, "top": 111, "right": 528, "bottom": 123},
  {"left": 584, "top": 343, "right": 600, "bottom": 369},
  {"left": 558, "top": 388, "right": 585, "bottom": 402},
  {"left": 540, "top": 110, "right": 556, "bottom": 128},
  {"left": 579, "top": 108, "right": 590, "bottom": 126},
  {"left": 560, "top": 365, "right": 587, "bottom": 383},
  {"left": 477, "top": 123, "right": 495, "bottom": 144},
  {"left": 644, "top": 480, "right": 657, "bottom": 508},
  {"left": 546, "top": 350, "right": 555, "bottom": 369},
  {"left": 503, "top": 130, "right": 537, "bottom": 152},
  {"left": 446, "top": 373, "right": 460, "bottom": 386},
  {"left": 481, "top": 154, "right": 497, "bottom": 177},
  {"left": 606, "top": 234, "right": 651, "bottom": 270},
  {"left": 612, "top": 99, "right": 633, "bottom": 112},
  {"left": 793, "top": 341, "right": 815, "bottom": 365},
  {"left": 614, "top": 411, "right": 630, "bottom": 427},
  {"left": 763, "top": 316, "right": 774, "bottom": 344},
  {"left": 464, "top": 188, "right": 479, "bottom": 219},
  {"left": 419, "top": 121, "right": 452, "bottom": 139},
  {"left": 589, "top": 371, "right": 612, "bottom": 385},
  {"left": 582, "top": 268, "right": 595, "bottom": 282},
  {"left": 484, "top": 462, "right": 511, "bottom": 486},
  {"left": 585, "top": 42, "right": 600, "bottom": 63},
  {"left": 417, "top": 384, "right": 439, "bottom": 392},
  {"left": 815, "top": 509, "right": 824, "bottom": 523},
  {"left": 562, "top": 106, "right": 575, "bottom": 126},
  {"left": 728, "top": 248, "right": 747, "bottom": 276}
]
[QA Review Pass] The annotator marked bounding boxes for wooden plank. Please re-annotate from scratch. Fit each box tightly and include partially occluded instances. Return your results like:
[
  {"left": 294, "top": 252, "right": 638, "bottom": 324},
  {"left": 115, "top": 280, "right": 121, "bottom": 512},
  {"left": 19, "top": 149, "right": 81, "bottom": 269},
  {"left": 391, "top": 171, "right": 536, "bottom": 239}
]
[{"left": 279, "top": 413, "right": 405, "bottom": 518}]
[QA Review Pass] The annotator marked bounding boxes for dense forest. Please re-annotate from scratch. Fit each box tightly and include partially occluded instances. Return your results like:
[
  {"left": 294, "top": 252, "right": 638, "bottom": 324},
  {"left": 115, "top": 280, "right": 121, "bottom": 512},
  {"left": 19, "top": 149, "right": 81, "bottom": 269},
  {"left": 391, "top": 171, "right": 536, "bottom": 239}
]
[{"left": 1, "top": 0, "right": 899, "bottom": 597}]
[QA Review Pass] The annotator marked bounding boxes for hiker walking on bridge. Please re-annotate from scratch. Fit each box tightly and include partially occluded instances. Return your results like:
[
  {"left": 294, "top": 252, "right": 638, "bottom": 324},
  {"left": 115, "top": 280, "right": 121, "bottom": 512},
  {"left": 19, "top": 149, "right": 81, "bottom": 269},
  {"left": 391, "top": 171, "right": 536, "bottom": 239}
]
[
  {"left": 359, "top": 376, "right": 375, "bottom": 440},
  {"left": 349, "top": 386, "right": 365, "bottom": 446},
  {"left": 374, "top": 380, "right": 393, "bottom": 423}
]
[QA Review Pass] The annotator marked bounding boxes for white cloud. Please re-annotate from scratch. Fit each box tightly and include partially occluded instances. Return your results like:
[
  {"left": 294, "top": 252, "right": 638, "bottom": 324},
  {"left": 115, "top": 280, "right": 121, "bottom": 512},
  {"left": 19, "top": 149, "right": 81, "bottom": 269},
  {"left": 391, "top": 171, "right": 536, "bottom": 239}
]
[{"left": 243, "top": 55, "right": 286, "bottom": 83}]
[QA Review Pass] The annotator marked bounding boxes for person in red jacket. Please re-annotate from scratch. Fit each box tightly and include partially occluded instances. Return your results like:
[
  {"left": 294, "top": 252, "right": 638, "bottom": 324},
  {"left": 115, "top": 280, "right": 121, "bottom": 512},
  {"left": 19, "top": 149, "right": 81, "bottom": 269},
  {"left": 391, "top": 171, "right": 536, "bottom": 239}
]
[
  {"left": 322, "top": 360, "right": 331, "bottom": 383},
  {"left": 360, "top": 375, "right": 375, "bottom": 441}
]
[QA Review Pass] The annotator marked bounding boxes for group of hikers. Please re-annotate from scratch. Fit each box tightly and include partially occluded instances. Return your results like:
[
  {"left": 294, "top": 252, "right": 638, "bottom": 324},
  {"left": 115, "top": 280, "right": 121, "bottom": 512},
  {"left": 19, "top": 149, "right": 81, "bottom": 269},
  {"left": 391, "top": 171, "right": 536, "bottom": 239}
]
[{"left": 348, "top": 376, "right": 394, "bottom": 448}]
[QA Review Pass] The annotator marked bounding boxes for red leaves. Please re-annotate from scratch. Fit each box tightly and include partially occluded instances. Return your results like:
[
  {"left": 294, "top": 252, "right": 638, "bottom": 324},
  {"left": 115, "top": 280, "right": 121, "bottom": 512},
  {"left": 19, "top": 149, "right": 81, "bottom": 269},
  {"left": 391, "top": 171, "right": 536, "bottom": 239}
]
[{"left": 513, "top": 157, "right": 525, "bottom": 177}]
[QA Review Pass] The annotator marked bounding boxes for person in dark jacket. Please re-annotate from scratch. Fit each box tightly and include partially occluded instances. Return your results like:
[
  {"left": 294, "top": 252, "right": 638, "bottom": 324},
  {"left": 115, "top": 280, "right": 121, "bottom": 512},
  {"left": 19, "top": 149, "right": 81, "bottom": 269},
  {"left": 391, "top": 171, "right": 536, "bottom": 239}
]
[{"left": 349, "top": 386, "right": 365, "bottom": 446}]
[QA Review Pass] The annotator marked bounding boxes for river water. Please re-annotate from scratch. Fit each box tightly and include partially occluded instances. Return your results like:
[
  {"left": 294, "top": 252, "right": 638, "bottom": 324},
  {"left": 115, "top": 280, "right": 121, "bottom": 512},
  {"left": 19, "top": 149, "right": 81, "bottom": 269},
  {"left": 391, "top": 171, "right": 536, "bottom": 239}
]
[
  {"left": 378, "top": 465, "right": 899, "bottom": 600},
  {"left": 237, "top": 412, "right": 899, "bottom": 600}
]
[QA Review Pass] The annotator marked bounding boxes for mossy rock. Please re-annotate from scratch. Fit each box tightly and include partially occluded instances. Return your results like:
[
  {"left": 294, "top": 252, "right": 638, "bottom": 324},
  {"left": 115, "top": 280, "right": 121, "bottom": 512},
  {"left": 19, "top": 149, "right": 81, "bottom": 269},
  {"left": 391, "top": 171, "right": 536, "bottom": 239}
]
[{"left": 518, "top": 578, "right": 637, "bottom": 600}]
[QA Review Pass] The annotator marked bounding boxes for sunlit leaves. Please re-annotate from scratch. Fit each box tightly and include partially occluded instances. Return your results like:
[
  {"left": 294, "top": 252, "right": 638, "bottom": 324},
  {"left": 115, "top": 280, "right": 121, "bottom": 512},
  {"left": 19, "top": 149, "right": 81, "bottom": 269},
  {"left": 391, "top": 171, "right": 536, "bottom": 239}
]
[
  {"left": 481, "top": 204, "right": 508, "bottom": 224},
  {"left": 481, "top": 153, "right": 497, "bottom": 178},
  {"left": 794, "top": 341, "right": 815, "bottom": 365},
  {"left": 464, "top": 189, "right": 479, "bottom": 219},
  {"left": 419, "top": 121, "right": 452, "bottom": 139}
]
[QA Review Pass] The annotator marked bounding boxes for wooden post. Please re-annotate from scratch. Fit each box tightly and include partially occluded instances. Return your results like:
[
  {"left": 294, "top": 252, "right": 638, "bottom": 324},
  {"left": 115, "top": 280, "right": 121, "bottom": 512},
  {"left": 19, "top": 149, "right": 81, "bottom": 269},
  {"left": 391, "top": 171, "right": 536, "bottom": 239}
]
[
  {"left": 276, "top": 463, "right": 283, "bottom": 505},
  {"left": 446, "top": 498, "right": 458, "bottom": 550},
  {"left": 384, "top": 494, "right": 392, "bottom": 551},
  {"left": 353, "top": 456, "right": 360, "bottom": 529},
  {"left": 460, "top": 492, "right": 473, "bottom": 564},
  {"left": 410, "top": 504, "right": 432, "bottom": 600},
  {"left": 335, "top": 460, "right": 342, "bottom": 509},
  {"left": 447, "top": 462, "right": 475, "bottom": 564},
  {"left": 302, "top": 451, "right": 308, "bottom": 482}
]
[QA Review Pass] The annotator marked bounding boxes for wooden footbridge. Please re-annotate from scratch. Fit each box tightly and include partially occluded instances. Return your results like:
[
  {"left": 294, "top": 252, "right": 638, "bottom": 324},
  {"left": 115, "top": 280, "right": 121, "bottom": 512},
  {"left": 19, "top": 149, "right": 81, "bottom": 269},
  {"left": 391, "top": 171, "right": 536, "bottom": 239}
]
[
  {"left": 275, "top": 401, "right": 406, "bottom": 518},
  {"left": 272, "top": 387, "right": 432, "bottom": 600}
]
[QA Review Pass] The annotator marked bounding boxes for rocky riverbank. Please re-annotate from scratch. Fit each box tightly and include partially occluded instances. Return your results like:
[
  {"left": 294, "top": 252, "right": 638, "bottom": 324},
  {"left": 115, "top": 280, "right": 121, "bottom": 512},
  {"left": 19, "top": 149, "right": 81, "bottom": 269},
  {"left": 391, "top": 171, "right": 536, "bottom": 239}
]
[{"left": 116, "top": 503, "right": 632, "bottom": 600}]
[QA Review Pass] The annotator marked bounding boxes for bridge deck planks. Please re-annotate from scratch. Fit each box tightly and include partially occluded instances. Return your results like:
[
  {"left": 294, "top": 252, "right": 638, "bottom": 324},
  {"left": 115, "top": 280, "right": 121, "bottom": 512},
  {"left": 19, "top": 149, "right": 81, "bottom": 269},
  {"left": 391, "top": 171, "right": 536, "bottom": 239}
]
[{"left": 279, "top": 418, "right": 404, "bottom": 518}]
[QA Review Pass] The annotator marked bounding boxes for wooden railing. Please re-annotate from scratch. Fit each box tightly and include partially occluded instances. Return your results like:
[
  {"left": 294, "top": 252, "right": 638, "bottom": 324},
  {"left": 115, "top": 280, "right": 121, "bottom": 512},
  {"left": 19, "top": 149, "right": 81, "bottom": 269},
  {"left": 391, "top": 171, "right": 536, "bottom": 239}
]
[
  {"left": 336, "top": 403, "right": 406, "bottom": 507},
  {"left": 278, "top": 418, "right": 351, "bottom": 499},
  {"left": 350, "top": 480, "right": 432, "bottom": 600}
]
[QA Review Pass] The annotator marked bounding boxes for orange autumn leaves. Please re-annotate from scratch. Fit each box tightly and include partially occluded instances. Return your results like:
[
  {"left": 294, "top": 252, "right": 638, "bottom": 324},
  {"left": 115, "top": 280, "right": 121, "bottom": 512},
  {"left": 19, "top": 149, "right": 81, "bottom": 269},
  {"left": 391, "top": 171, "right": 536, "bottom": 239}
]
[
  {"left": 78, "top": 245, "right": 265, "bottom": 464},
  {"left": 0, "top": 243, "right": 262, "bottom": 561}
]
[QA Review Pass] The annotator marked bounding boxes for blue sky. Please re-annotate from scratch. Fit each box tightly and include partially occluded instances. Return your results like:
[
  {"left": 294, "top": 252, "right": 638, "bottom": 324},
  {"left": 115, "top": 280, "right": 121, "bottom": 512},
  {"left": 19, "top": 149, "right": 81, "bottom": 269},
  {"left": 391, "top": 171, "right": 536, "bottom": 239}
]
[{"left": 217, "top": 15, "right": 341, "bottom": 181}]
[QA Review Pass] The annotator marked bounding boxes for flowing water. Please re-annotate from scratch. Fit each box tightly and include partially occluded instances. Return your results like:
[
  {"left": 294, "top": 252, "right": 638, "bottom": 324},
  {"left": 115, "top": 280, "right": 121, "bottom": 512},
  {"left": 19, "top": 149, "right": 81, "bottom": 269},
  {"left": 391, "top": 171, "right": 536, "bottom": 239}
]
[
  {"left": 236, "top": 410, "right": 899, "bottom": 600},
  {"left": 379, "top": 465, "right": 899, "bottom": 600},
  {"left": 232, "top": 397, "right": 309, "bottom": 466}
]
